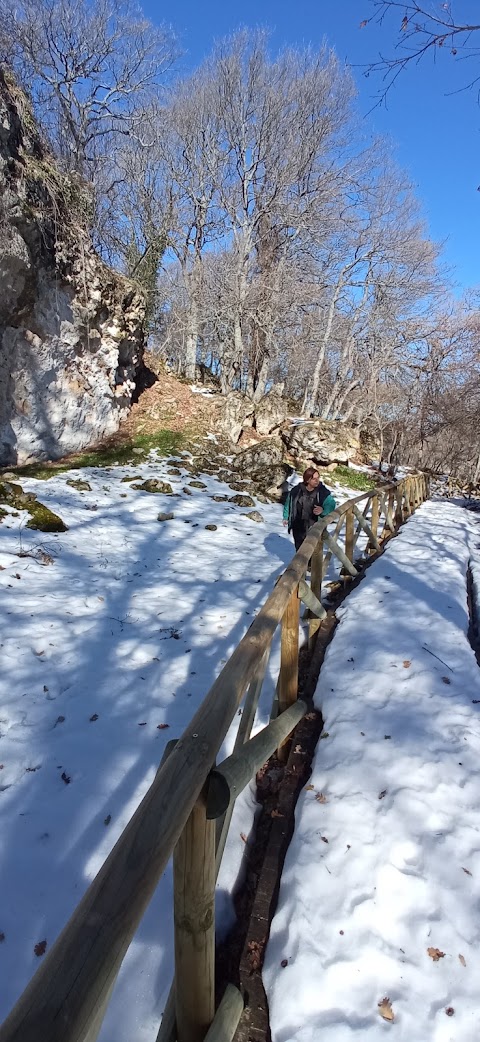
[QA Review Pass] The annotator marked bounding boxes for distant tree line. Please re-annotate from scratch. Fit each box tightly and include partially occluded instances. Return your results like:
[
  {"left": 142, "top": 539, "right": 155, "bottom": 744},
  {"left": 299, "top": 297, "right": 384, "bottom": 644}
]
[{"left": 1, "top": 0, "right": 478, "bottom": 479}]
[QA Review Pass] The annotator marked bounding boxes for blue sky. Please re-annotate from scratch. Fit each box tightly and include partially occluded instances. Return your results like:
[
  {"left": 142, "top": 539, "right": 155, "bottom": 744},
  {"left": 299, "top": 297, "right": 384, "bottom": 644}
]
[{"left": 142, "top": 0, "right": 479, "bottom": 294}]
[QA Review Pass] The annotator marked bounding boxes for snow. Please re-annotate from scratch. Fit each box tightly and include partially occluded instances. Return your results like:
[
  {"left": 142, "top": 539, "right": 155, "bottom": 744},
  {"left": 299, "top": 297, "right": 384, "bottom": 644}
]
[
  {"left": 2, "top": 457, "right": 479, "bottom": 1042},
  {"left": 264, "top": 499, "right": 480, "bottom": 1041}
]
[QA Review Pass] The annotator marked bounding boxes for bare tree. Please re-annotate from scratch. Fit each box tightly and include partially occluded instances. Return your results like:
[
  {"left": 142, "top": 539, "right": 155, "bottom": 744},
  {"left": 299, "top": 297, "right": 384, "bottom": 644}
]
[
  {"left": 0, "top": 0, "right": 176, "bottom": 175},
  {"left": 361, "top": 2, "right": 480, "bottom": 99}
]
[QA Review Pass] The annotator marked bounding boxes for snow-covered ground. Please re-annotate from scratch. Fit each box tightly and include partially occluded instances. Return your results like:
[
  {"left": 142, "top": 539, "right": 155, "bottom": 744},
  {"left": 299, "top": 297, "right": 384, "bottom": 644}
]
[
  {"left": 2, "top": 455, "right": 478, "bottom": 1042},
  {"left": 264, "top": 499, "right": 480, "bottom": 1042}
]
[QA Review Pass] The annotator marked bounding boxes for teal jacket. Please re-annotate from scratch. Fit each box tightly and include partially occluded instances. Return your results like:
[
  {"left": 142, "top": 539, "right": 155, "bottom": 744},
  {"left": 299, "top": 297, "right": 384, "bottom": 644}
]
[{"left": 283, "top": 481, "right": 336, "bottom": 532}]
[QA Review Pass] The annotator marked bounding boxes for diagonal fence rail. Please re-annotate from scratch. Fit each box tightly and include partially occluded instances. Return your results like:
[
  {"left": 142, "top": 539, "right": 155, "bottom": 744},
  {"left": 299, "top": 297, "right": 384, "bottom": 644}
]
[{"left": 0, "top": 472, "right": 429, "bottom": 1042}]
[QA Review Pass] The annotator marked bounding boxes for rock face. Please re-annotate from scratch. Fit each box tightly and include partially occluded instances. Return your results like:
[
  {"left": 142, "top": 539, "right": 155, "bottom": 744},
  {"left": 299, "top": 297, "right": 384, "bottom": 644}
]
[
  {"left": 0, "top": 69, "right": 146, "bottom": 466},
  {"left": 219, "top": 390, "right": 289, "bottom": 444},
  {"left": 282, "top": 420, "right": 360, "bottom": 465}
]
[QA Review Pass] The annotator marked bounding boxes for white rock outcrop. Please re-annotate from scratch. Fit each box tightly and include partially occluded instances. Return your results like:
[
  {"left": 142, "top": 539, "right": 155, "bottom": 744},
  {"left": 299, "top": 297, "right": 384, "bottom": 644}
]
[{"left": 0, "top": 68, "right": 146, "bottom": 465}]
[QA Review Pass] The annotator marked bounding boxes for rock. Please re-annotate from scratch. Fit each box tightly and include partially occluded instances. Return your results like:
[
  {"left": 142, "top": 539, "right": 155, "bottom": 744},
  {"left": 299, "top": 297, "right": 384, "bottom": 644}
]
[
  {"left": 157, "top": 511, "right": 174, "bottom": 522},
  {"left": 188, "top": 480, "right": 207, "bottom": 489},
  {"left": 205, "top": 524, "right": 217, "bottom": 531},
  {"left": 219, "top": 392, "right": 255, "bottom": 444},
  {"left": 211, "top": 495, "right": 229, "bottom": 502},
  {"left": 234, "top": 437, "right": 285, "bottom": 476},
  {"left": 183, "top": 486, "right": 193, "bottom": 495},
  {"left": 66, "top": 479, "right": 91, "bottom": 491},
  {"left": 282, "top": 421, "right": 360, "bottom": 466},
  {"left": 254, "top": 393, "right": 289, "bottom": 436},
  {"left": 242, "top": 510, "right": 264, "bottom": 523},
  {"left": 166, "top": 468, "right": 182, "bottom": 476},
  {"left": 131, "top": 479, "right": 173, "bottom": 494},
  {"left": 229, "top": 494, "right": 255, "bottom": 507},
  {"left": 0, "top": 69, "right": 147, "bottom": 467},
  {"left": 120, "top": 475, "right": 138, "bottom": 482},
  {"left": 359, "top": 426, "right": 381, "bottom": 460}
]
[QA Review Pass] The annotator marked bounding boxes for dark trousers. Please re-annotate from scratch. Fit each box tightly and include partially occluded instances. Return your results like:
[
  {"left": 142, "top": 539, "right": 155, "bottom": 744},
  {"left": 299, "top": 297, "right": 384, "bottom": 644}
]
[{"left": 292, "top": 521, "right": 311, "bottom": 551}]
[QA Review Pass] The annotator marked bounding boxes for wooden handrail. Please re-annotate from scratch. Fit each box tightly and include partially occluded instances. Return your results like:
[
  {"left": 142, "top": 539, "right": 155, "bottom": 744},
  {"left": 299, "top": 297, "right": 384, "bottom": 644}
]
[{"left": 0, "top": 475, "right": 428, "bottom": 1042}]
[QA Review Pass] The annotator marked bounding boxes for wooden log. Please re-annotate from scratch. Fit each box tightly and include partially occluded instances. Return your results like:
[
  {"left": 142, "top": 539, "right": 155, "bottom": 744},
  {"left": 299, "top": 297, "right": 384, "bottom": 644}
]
[
  {"left": 278, "top": 586, "right": 300, "bottom": 715},
  {"left": 394, "top": 485, "right": 404, "bottom": 525},
  {"left": 203, "top": 985, "right": 244, "bottom": 1042},
  {"left": 387, "top": 490, "right": 395, "bottom": 531},
  {"left": 206, "top": 700, "right": 308, "bottom": 819},
  {"left": 324, "top": 531, "right": 358, "bottom": 577},
  {"left": 351, "top": 503, "right": 381, "bottom": 552},
  {"left": 298, "top": 578, "right": 326, "bottom": 620},
  {"left": 174, "top": 787, "right": 215, "bottom": 1042},
  {"left": 320, "top": 513, "right": 344, "bottom": 574}
]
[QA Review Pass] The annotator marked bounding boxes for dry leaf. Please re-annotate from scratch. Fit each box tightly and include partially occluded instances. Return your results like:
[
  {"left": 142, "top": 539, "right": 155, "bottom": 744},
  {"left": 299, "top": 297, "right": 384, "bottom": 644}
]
[
  {"left": 403, "top": 660, "right": 411, "bottom": 668},
  {"left": 427, "top": 947, "right": 445, "bottom": 961},
  {"left": 445, "top": 1007, "right": 455, "bottom": 1017},
  {"left": 240, "top": 832, "right": 247, "bottom": 843},
  {"left": 157, "top": 723, "right": 170, "bottom": 730},
  {"left": 34, "top": 940, "right": 47, "bottom": 957},
  {"left": 462, "top": 867, "right": 472, "bottom": 876},
  {"left": 271, "top": 809, "right": 284, "bottom": 818},
  {"left": 379, "top": 789, "right": 387, "bottom": 800},
  {"left": 321, "top": 835, "right": 329, "bottom": 844},
  {"left": 315, "top": 792, "right": 327, "bottom": 803},
  {"left": 305, "top": 784, "right": 315, "bottom": 791},
  {"left": 89, "top": 713, "right": 98, "bottom": 722},
  {"left": 280, "top": 958, "right": 288, "bottom": 968},
  {"left": 104, "top": 814, "right": 111, "bottom": 826},
  {"left": 294, "top": 744, "right": 304, "bottom": 754},
  {"left": 459, "top": 954, "right": 466, "bottom": 967},
  {"left": 442, "top": 676, "right": 451, "bottom": 685},
  {"left": 378, "top": 997, "right": 394, "bottom": 1021}
]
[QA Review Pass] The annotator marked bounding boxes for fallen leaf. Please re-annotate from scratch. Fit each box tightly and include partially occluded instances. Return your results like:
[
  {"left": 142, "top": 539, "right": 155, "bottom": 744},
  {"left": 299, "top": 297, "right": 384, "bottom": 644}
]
[
  {"left": 442, "top": 676, "right": 451, "bottom": 685},
  {"left": 157, "top": 723, "right": 170, "bottom": 730},
  {"left": 305, "top": 784, "right": 315, "bottom": 791},
  {"left": 34, "top": 940, "right": 47, "bottom": 957},
  {"left": 61, "top": 771, "right": 71, "bottom": 785},
  {"left": 379, "top": 789, "right": 387, "bottom": 799},
  {"left": 359, "top": 19, "right": 367, "bottom": 28},
  {"left": 384, "top": 735, "right": 391, "bottom": 740},
  {"left": 34, "top": 650, "right": 45, "bottom": 657},
  {"left": 89, "top": 713, "right": 98, "bottom": 722},
  {"left": 25, "top": 765, "right": 41, "bottom": 773},
  {"left": 321, "top": 835, "right": 329, "bottom": 843},
  {"left": 104, "top": 815, "right": 111, "bottom": 826},
  {"left": 138, "top": 721, "right": 147, "bottom": 726},
  {"left": 240, "top": 832, "right": 247, "bottom": 843},
  {"left": 462, "top": 867, "right": 472, "bottom": 876},
  {"left": 403, "top": 660, "right": 411, "bottom": 668},
  {"left": 459, "top": 954, "right": 466, "bottom": 967},
  {"left": 315, "top": 792, "right": 327, "bottom": 803},
  {"left": 378, "top": 997, "right": 394, "bottom": 1021},
  {"left": 427, "top": 947, "right": 445, "bottom": 961},
  {"left": 0, "top": 932, "right": 5, "bottom": 942},
  {"left": 445, "top": 1007, "right": 455, "bottom": 1017},
  {"left": 271, "top": 809, "right": 284, "bottom": 818}
]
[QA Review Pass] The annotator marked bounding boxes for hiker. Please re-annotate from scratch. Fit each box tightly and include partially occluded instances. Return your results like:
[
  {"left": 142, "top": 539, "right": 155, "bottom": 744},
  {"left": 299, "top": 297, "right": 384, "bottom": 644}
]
[{"left": 283, "top": 467, "right": 336, "bottom": 550}]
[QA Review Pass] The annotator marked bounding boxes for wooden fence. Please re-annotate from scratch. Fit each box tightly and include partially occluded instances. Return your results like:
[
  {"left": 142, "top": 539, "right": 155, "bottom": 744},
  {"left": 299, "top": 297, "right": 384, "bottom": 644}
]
[{"left": 0, "top": 472, "right": 429, "bottom": 1042}]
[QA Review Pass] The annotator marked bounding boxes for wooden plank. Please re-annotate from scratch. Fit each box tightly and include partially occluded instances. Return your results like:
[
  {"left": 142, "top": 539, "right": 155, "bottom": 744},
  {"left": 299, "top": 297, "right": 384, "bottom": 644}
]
[
  {"left": 351, "top": 503, "right": 381, "bottom": 552},
  {"left": 174, "top": 788, "right": 215, "bottom": 1042},
  {"left": 324, "top": 531, "right": 358, "bottom": 577},
  {"left": 203, "top": 985, "right": 243, "bottom": 1042},
  {"left": 308, "top": 534, "right": 325, "bottom": 646},
  {"left": 278, "top": 586, "right": 300, "bottom": 715},
  {"left": 206, "top": 700, "right": 308, "bottom": 819}
]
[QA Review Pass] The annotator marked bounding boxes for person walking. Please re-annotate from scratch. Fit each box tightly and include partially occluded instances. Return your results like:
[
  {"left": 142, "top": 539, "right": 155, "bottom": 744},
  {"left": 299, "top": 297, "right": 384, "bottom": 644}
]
[{"left": 283, "top": 467, "right": 336, "bottom": 550}]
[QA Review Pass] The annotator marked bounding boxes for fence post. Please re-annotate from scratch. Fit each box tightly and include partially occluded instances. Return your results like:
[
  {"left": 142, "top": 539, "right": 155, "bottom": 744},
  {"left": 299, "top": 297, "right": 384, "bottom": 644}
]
[
  {"left": 309, "top": 534, "right": 325, "bottom": 647},
  {"left": 278, "top": 584, "right": 300, "bottom": 758},
  {"left": 369, "top": 495, "right": 379, "bottom": 552},
  {"left": 174, "top": 786, "right": 215, "bottom": 1042},
  {"left": 344, "top": 506, "right": 355, "bottom": 570}
]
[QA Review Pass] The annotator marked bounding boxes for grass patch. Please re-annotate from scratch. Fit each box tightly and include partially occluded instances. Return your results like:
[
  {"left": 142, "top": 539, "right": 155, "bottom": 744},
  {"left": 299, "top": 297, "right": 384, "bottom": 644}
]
[
  {"left": 1, "top": 429, "right": 186, "bottom": 480},
  {"left": 329, "top": 465, "right": 375, "bottom": 493}
]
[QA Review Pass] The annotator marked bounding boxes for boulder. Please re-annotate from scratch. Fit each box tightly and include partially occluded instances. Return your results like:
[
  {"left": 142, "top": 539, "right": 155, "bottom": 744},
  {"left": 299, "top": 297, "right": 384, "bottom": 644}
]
[
  {"left": 219, "top": 392, "right": 255, "bottom": 444},
  {"left": 254, "top": 392, "right": 289, "bottom": 436},
  {"left": 242, "top": 510, "right": 264, "bottom": 523},
  {"left": 359, "top": 426, "right": 382, "bottom": 460},
  {"left": 282, "top": 420, "right": 360, "bottom": 466}
]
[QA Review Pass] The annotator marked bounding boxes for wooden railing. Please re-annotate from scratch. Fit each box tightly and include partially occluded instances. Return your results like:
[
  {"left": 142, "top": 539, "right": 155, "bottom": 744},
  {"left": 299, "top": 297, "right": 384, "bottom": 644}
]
[{"left": 0, "top": 472, "right": 429, "bottom": 1042}]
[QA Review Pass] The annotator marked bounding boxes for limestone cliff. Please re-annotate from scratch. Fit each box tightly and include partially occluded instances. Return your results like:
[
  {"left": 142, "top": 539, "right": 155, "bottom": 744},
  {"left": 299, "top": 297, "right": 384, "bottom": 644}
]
[{"left": 0, "top": 67, "right": 147, "bottom": 465}]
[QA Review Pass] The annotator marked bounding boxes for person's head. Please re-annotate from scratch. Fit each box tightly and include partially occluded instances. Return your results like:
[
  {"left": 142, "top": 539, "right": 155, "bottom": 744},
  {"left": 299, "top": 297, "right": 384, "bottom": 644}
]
[{"left": 303, "top": 467, "right": 320, "bottom": 491}]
